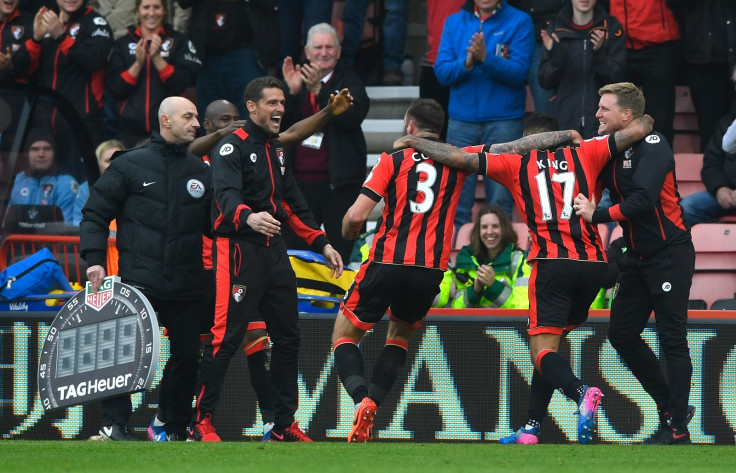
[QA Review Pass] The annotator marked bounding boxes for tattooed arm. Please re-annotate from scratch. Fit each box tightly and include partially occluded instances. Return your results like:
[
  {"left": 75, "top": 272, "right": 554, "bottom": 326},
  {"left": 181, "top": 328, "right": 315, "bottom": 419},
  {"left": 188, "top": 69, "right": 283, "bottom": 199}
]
[
  {"left": 393, "top": 135, "right": 478, "bottom": 171},
  {"left": 612, "top": 114, "right": 654, "bottom": 153},
  {"left": 487, "top": 130, "right": 582, "bottom": 154},
  {"left": 393, "top": 128, "right": 586, "bottom": 172}
]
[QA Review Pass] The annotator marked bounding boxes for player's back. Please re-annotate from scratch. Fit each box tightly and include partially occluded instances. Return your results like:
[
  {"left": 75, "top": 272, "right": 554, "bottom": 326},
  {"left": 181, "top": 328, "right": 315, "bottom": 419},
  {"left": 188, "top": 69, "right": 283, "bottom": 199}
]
[
  {"left": 481, "top": 136, "right": 615, "bottom": 262},
  {"left": 364, "top": 144, "right": 469, "bottom": 270}
]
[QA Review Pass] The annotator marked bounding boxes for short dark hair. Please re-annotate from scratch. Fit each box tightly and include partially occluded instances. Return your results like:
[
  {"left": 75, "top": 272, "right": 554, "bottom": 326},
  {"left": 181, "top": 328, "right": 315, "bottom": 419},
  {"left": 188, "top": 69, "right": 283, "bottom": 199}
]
[
  {"left": 405, "top": 99, "right": 445, "bottom": 135},
  {"left": 523, "top": 112, "right": 559, "bottom": 136},
  {"left": 243, "top": 76, "right": 284, "bottom": 105}
]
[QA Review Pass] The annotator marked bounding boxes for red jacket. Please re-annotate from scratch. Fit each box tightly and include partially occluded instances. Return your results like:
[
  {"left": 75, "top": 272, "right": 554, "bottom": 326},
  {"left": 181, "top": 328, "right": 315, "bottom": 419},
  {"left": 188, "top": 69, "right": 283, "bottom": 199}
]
[{"left": 609, "top": 0, "right": 680, "bottom": 50}]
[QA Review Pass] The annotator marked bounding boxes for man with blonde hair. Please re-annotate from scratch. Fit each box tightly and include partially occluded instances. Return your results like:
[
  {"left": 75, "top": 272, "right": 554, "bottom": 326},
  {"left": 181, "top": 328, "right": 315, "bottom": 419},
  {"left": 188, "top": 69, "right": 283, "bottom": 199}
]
[{"left": 575, "top": 82, "right": 695, "bottom": 445}]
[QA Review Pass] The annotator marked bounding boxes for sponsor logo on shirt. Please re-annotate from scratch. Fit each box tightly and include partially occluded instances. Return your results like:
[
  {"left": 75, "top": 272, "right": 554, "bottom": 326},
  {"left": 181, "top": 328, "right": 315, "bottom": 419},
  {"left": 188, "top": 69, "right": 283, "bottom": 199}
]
[{"left": 186, "top": 179, "right": 205, "bottom": 199}]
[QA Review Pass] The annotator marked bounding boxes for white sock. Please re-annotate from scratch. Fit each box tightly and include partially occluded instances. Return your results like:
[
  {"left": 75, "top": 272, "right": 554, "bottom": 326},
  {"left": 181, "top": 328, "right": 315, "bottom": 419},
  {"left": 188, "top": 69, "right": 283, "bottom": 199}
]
[{"left": 153, "top": 415, "right": 165, "bottom": 427}]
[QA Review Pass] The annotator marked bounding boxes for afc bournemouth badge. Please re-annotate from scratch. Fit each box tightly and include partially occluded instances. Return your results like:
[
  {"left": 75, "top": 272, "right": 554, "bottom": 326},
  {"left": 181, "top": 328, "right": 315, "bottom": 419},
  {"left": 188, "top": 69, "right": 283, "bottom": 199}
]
[
  {"left": 232, "top": 284, "right": 246, "bottom": 302},
  {"left": 277, "top": 148, "right": 285, "bottom": 175}
]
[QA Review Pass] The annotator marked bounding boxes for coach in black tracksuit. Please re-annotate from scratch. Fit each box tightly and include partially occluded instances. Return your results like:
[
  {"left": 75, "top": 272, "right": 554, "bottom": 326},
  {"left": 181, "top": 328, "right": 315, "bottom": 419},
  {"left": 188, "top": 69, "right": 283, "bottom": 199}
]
[
  {"left": 190, "top": 76, "right": 343, "bottom": 442},
  {"left": 575, "top": 82, "right": 694, "bottom": 445},
  {"left": 81, "top": 97, "right": 211, "bottom": 441}
]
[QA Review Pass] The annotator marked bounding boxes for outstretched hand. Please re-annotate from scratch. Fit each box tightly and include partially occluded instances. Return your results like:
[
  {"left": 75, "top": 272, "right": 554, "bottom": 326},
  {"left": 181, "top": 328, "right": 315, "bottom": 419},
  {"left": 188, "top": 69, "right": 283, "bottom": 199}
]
[
  {"left": 322, "top": 244, "right": 344, "bottom": 278},
  {"left": 573, "top": 193, "right": 596, "bottom": 223},
  {"left": 570, "top": 130, "right": 583, "bottom": 145},
  {"left": 327, "top": 88, "right": 354, "bottom": 117},
  {"left": 394, "top": 134, "right": 417, "bottom": 149}
]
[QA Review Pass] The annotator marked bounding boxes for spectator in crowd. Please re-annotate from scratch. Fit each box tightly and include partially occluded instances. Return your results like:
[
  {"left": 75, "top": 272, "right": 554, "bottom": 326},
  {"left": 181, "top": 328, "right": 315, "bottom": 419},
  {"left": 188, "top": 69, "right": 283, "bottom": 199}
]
[
  {"left": 575, "top": 82, "right": 694, "bottom": 445},
  {"left": 25, "top": 0, "right": 113, "bottom": 147},
  {"left": 80, "top": 96, "right": 211, "bottom": 441},
  {"left": 106, "top": 0, "right": 201, "bottom": 148},
  {"left": 184, "top": 98, "right": 276, "bottom": 442},
  {"left": 279, "top": 0, "right": 333, "bottom": 64},
  {"left": 435, "top": 0, "right": 534, "bottom": 227},
  {"left": 73, "top": 138, "right": 121, "bottom": 226},
  {"left": 281, "top": 22, "right": 369, "bottom": 261},
  {"left": 418, "top": 0, "right": 464, "bottom": 140},
  {"left": 669, "top": 0, "right": 736, "bottom": 153},
  {"left": 681, "top": 101, "right": 736, "bottom": 226},
  {"left": 10, "top": 128, "right": 79, "bottom": 223},
  {"left": 189, "top": 77, "right": 347, "bottom": 443},
  {"left": 87, "top": 0, "right": 134, "bottom": 39},
  {"left": 508, "top": 0, "right": 566, "bottom": 113},
  {"left": 176, "top": 0, "right": 275, "bottom": 120},
  {"left": 608, "top": 0, "right": 680, "bottom": 147},
  {"left": 447, "top": 204, "right": 530, "bottom": 309},
  {"left": 341, "top": 0, "right": 409, "bottom": 85},
  {"left": 0, "top": 0, "right": 33, "bottom": 84},
  {"left": 73, "top": 139, "right": 121, "bottom": 278},
  {"left": 539, "top": 0, "right": 626, "bottom": 139},
  {"left": 396, "top": 98, "right": 653, "bottom": 446}
]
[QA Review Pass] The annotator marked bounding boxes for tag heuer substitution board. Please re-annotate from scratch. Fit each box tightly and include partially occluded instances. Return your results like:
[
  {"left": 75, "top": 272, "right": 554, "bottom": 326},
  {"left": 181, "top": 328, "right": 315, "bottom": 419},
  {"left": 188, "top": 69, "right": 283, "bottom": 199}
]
[{"left": 38, "top": 276, "right": 159, "bottom": 411}]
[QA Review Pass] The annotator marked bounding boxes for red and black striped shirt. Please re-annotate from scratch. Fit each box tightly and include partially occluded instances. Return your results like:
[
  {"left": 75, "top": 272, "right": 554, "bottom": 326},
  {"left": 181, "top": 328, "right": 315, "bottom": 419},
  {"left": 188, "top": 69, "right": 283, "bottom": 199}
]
[
  {"left": 362, "top": 140, "right": 470, "bottom": 270},
  {"left": 478, "top": 134, "right": 617, "bottom": 261}
]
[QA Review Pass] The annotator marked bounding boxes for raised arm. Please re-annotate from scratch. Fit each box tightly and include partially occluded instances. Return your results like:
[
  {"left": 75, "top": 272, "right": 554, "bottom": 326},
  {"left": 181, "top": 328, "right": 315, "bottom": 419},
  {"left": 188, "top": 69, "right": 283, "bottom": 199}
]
[
  {"left": 487, "top": 130, "right": 582, "bottom": 154},
  {"left": 279, "top": 88, "right": 354, "bottom": 146},
  {"left": 612, "top": 114, "right": 654, "bottom": 152},
  {"left": 393, "top": 135, "right": 478, "bottom": 172}
]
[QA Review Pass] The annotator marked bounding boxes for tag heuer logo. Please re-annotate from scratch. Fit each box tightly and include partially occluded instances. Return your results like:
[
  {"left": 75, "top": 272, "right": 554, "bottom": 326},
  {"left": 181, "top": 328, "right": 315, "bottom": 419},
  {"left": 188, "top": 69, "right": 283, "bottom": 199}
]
[
  {"left": 85, "top": 279, "right": 114, "bottom": 311},
  {"left": 232, "top": 285, "right": 246, "bottom": 302}
]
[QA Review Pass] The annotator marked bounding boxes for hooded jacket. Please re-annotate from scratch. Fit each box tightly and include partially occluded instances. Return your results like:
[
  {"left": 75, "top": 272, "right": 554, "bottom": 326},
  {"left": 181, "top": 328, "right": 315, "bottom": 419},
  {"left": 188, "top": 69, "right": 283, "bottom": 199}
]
[{"left": 539, "top": 3, "right": 627, "bottom": 138}]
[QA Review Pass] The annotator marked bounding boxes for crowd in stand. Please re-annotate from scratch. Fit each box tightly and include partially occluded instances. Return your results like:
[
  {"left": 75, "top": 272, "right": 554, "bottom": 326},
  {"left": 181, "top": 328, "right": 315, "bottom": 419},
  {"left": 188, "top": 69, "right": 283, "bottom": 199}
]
[{"left": 1, "top": 0, "right": 735, "bottom": 246}]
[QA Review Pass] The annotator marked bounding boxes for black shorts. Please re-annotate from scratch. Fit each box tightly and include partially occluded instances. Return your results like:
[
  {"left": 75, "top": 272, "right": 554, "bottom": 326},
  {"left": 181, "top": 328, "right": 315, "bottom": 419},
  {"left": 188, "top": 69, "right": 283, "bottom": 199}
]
[
  {"left": 340, "top": 261, "right": 444, "bottom": 330},
  {"left": 528, "top": 259, "right": 607, "bottom": 335}
]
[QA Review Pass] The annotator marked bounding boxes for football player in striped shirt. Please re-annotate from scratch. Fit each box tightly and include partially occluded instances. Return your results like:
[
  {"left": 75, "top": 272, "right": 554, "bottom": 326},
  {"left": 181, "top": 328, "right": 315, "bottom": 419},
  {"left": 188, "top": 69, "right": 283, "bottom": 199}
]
[{"left": 395, "top": 107, "right": 653, "bottom": 444}]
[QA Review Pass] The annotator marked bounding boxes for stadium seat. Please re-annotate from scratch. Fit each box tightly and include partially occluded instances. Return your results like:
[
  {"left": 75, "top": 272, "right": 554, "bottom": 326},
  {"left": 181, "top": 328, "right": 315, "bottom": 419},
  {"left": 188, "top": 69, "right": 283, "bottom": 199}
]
[
  {"left": 687, "top": 299, "right": 708, "bottom": 310},
  {"left": 674, "top": 153, "right": 706, "bottom": 198},
  {"left": 689, "top": 223, "right": 736, "bottom": 308},
  {"left": 673, "top": 86, "right": 701, "bottom": 154},
  {"left": 709, "top": 298, "right": 736, "bottom": 310},
  {"left": 454, "top": 223, "right": 473, "bottom": 249},
  {"left": 512, "top": 222, "right": 530, "bottom": 250}
]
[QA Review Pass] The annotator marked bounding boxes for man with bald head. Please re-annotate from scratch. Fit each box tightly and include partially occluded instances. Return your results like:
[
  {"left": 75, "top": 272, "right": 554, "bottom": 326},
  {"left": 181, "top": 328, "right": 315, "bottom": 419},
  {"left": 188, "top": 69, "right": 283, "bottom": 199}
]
[{"left": 81, "top": 96, "right": 213, "bottom": 441}]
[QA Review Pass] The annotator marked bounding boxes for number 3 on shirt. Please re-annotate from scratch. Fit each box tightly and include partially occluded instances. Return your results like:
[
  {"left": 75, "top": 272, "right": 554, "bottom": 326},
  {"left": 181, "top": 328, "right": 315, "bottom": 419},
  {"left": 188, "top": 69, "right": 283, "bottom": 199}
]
[
  {"left": 535, "top": 170, "right": 575, "bottom": 221},
  {"left": 411, "top": 162, "right": 437, "bottom": 214}
]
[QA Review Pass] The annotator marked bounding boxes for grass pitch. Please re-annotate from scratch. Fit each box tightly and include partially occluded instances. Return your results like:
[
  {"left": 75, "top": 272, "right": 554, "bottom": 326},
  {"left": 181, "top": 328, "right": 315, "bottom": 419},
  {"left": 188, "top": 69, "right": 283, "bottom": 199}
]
[{"left": 1, "top": 441, "right": 734, "bottom": 473}]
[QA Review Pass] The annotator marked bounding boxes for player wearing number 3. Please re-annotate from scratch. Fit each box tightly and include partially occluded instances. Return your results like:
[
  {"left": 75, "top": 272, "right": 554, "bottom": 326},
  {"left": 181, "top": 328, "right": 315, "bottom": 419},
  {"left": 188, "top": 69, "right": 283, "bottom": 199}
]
[{"left": 395, "top": 92, "right": 653, "bottom": 444}]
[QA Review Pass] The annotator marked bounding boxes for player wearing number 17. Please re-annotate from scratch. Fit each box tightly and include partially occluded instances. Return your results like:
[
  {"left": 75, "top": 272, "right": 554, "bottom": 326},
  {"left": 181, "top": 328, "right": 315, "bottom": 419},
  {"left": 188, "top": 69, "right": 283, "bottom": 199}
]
[{"left": 395, "top": 106, "right": 654, "bottom": 444}]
